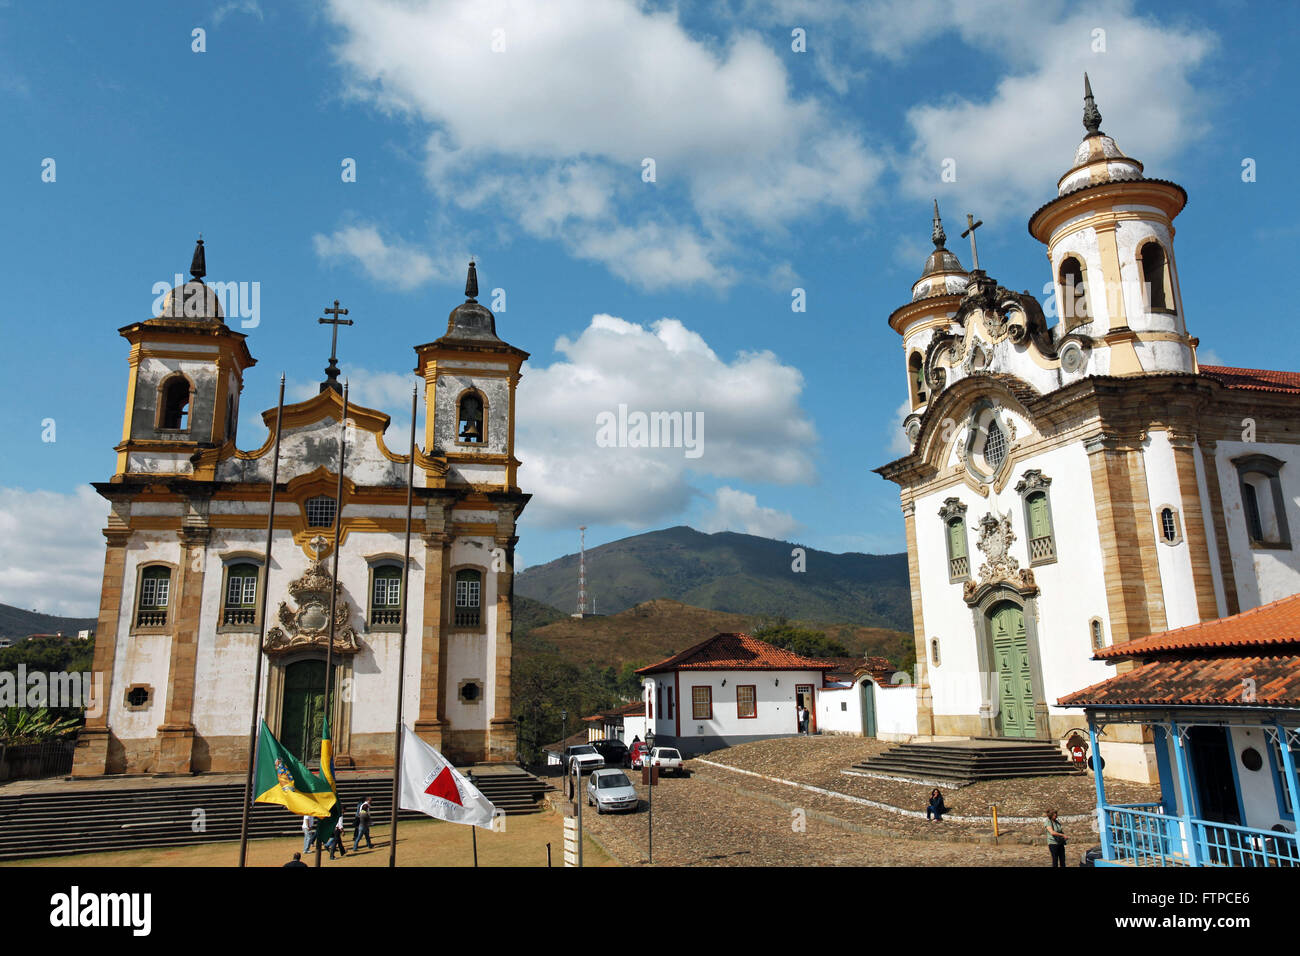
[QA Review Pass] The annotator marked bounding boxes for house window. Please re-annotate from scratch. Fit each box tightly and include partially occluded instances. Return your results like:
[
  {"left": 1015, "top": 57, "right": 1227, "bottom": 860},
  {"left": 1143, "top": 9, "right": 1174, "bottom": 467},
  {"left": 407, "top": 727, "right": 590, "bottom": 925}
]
[
  {"left": 1139, "top": 242, "right": 1171, "bottom": 311},
  {"left": 656, "top": 685, "right": 663, "bottom": 720},
  {"left": 159, "top": 375, "right": 190, "bottom": 430},
  {"left": 1090, "top": 617, "right": 1106, "bottom": 651},
  {"left": 1232, "top": 454, "right": 1291, "bottom": 549},
  {"left": 939, "top": 498, "right": 969, "bottom": 582},
  {"left": 137, "top": 566, "right": 171, "bottom": 627},
  {"left": 1016, "top": 471, "right": 1057, "bottom": 566},
  {"left": 930, "top": 638, "right": 941, "bottom": 667},
  {"left": 1058, "top": 256, "right": 1089, "bottom": 328},
  {"left": 666, "top": 687, "right": 674, "bottom": 719},
  {"left": 647, "top": 690, "right": 653, "bottom": 721},
  {"left": 736, "top": 685, "right": 757, "bottom": 719},
  {"left": 305, "top": 496, "right": 337, "bottom": 528},
  {"left": 692, "top": 685, "right": 713, "bottom": 720},
  {"left": 223, "top": 562, "right": 259, "bottom": 626},
  {"left": 457, "top": 391, "right": 485, "bottom": 443},
  {"left": 370, "top": 565, "right": 402, "bottom": 626},
  {"left": 454, "top": 569, "right": 483, "bottom": 628}
]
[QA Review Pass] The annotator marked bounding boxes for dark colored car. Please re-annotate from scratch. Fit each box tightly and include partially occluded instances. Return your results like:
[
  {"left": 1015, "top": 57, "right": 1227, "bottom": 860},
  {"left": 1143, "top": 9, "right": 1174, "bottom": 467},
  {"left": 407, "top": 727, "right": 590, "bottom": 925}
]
[{"left": 591, "top": 738, "right": 629, "bottom": 767}]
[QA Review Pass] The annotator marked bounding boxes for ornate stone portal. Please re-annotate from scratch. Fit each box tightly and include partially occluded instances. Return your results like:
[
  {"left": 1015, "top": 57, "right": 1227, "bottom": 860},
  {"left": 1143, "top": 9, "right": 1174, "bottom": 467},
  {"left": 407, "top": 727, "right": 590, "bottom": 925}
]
[{"left": 264, "top": 536, "right": 361, "bottom": 656}]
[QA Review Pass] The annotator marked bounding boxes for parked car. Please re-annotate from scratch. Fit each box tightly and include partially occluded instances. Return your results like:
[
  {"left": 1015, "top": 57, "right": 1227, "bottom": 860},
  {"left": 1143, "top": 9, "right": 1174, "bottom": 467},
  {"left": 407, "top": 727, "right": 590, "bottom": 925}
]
[
  {"left": 586, "top": 768, "right": 639, "bottom": 814},
  {"left": 591, "top": 738, "right": 629, "bottom": 767},
  {"left": 648, "top": 746, "right": 685, "bottom": 776},
  {"left": 628, "top": 741, "right": 651, "bottom": 769},
  {"left": 562, "top": 744, "right": 605, "bottom": 774}
]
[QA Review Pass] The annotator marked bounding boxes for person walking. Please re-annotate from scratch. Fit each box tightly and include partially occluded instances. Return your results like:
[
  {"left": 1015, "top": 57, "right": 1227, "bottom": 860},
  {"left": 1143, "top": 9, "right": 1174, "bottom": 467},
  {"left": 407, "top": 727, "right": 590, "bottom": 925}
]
[
  {"left": 328, "top": 812, "right": 348, "bottom": 860},
  {"left": 353, "top": 797, "right": 374, "bottom": 851},
  {"left": 1045, "top": 809, "right": 1067, "bottom": 867},
  {"left": 302, "top": 814, "right": 317, "bottom": 854},
  {"left": 797, "top": 704, "right": 807, "bottom": 735}
]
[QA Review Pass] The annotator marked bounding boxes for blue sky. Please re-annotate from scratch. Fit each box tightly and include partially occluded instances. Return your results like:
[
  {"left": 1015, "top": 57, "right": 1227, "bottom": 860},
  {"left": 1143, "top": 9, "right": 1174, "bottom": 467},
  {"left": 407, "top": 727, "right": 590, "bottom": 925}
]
[{"left": 2, "top": 0, "right": 1298, "bottom": 615}]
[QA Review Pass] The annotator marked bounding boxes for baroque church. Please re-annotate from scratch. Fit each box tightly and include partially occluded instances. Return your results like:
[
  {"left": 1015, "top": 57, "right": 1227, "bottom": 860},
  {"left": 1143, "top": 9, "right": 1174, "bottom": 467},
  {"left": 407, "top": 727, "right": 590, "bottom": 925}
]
[
  {"left": 877, "top": 77, "right": 1300, "bottom": 782},
  {"left": 74, "top": 249, "right": 528, "bottom": 776}
]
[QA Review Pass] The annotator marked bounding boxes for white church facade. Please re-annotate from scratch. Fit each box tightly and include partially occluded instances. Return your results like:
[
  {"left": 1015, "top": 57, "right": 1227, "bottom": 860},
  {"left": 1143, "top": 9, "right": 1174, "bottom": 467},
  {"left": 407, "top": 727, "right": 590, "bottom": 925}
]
[
  {"left": 74, "top": 246, "right": 528, "bottom": 775},
  {"left": 877, "top": 77, "right": 1300, "bottom": 783}
]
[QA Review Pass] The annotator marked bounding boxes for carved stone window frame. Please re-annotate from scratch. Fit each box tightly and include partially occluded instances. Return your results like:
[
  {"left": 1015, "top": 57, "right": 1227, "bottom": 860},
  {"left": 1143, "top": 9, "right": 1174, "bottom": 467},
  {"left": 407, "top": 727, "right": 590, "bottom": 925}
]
[
  {"left": 1136, "top": 238, "right": 1177, "bottom": 315},
  {"left": 1231, "top": 453, "right": 1292, "bottom": 550},
  {"left": 448, "top": 564, "right": 487, "bottom": 634},
  {"left": 366, "top": 554, "right": 405, "bottom": 633},
  {"left": 1089, "top": 616, "right": 1107, "bottom": 652},
  {"left": 454, "top": 387, "right": 489, "bottom": 448},
  {"left": 1015, "top": 470, "right": 1058, "bottom": 567},
  {"left": 962, "top": 400, "right": 1017, "bottom": 487},
  {"left": 1155, "top": 504, "right": 1183, "bottom": 547},
  {"left": 939, "top": 497, "right": 970, "bottom": 584},
  {"left": 154, "top": 371, "right": 195, "bottom": 435},
  {"left": 131, "top": 561, "right": 177, "bottom": 635},
  {"left": 1056, "top": 254, "right": 1092, "bottom": 332},
  {"left": 217, "top": 551, "right": 264, "bottom": 633},
  {"left": 458, "top": 678, "right": 484, "bottom": 705}
]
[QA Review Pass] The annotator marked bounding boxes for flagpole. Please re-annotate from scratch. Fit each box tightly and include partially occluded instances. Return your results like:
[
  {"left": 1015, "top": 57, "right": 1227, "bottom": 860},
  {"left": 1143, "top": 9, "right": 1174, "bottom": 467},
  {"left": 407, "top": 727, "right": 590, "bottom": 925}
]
[
  {"left": 388, "top": 385, "right": 418, "bottom": 867},
  {"left": 316, "top": 381, "right": 349, "bottom": 868},
  {"left": 238, "top": 373, "right": 286, "bottom": 868},
  {"left": 472, "top": 825, "right": 478, "bottom": 868}
]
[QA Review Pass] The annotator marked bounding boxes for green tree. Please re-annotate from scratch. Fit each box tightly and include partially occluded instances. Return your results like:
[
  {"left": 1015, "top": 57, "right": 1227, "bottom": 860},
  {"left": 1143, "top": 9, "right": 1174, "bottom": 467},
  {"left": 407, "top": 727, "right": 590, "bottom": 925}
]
[{"left": 752, "top": 624, "right": 849, "bottom": 659}]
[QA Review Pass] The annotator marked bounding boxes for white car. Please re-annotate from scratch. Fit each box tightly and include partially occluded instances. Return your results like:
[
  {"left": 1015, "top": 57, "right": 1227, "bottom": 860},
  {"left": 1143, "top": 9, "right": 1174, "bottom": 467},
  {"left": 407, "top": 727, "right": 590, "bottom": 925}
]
[
  {"left": 648, "top": 747, "right": 685, "bottom": 777},
  {"left": 586, "top": 768, "right": 639, "bottom": 814},
  {"left": 564, "top": 744, "right": 605, "bottom": 774}
]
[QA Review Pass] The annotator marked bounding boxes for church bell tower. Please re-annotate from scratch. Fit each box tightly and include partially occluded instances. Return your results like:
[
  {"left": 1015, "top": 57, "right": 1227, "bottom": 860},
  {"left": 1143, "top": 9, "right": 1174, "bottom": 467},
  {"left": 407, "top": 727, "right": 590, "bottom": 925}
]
[{"left": 114, "top": 238, "right": 256, "bottom": 479}]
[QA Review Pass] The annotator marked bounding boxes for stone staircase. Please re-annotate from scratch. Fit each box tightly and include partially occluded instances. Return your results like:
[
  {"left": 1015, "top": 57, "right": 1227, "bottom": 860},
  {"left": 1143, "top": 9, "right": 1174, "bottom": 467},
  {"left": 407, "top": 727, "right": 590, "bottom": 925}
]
[
  {"left": 846, "top": 740, "right": 1081, "bottom": 788},
  {"left": 0, "top": 767, "right": 553, "bottom": 861}
]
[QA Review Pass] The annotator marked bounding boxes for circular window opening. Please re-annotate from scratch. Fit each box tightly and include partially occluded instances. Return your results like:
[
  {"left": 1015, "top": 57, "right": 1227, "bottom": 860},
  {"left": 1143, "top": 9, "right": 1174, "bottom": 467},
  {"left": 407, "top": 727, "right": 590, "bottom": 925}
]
[
  {"left": 459, "top": 682, "right": 481, "bottom": 703},
  {"left": 1240, "top": 747, "right": 1263, "bottom": 772}
]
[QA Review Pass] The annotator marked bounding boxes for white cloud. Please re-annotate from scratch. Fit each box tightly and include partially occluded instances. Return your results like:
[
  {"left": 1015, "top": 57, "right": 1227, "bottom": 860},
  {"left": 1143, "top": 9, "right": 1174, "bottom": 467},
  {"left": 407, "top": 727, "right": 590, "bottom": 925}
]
[
  {"left": 323, "top": 0, "right": 882, "bottom": 289},
  {"left": 0, "top": 487, "right": 108, "bottom": 617},
  {"left": 701, "top": 486, "right": 801, "bottom": 539},
  {"left": 887, "top": 397, "right": 914, "bottom": 457},
  {"left": 517, "top": 313, "right": 817, "bottom": 528},
  {"left": 212, "top": 1, "right": 263, "bottom": 25},
  {"left": 312, "top": 224, "right": 460, "bottom": 291}
]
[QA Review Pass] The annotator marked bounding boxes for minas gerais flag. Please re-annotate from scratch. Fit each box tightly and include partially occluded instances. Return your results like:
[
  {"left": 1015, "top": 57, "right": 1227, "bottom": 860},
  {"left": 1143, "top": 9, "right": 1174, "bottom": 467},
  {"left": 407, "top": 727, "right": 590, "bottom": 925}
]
[
  {"left": 398, "top": 724, "right": 498, "bottom": 828},
  {"left": 253, "top": 719, "right": 336, "bottom": 818}
]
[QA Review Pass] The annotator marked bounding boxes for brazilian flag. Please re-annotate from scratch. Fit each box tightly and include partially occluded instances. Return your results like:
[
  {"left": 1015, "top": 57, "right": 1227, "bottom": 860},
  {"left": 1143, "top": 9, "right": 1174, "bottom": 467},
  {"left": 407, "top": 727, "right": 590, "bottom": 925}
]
[{"left": 253, "top": 719, "right": 337, "bottom": 818}]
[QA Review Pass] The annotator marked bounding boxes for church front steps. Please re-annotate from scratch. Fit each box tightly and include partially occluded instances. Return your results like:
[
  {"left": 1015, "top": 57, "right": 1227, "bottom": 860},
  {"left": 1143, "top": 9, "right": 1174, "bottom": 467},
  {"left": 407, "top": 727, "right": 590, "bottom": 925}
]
[
  {"left": 0, "top": 768, "right": 554, "bottom": 861},
  {"left": 846, "top": 740, "right": 1081, "bottom": 788}
]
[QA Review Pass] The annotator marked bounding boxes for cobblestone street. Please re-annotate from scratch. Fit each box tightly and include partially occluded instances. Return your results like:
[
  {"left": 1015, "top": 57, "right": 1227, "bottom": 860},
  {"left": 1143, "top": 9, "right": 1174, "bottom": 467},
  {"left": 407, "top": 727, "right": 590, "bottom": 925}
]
[{"left": 573, "top": 768, "right": 1056, "bottom": 867}]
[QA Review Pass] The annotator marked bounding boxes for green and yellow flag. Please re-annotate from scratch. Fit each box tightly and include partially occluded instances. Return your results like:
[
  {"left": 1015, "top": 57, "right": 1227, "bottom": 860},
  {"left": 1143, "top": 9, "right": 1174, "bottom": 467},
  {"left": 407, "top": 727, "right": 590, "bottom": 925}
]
[
  {"left": 316, "top": 714, "right": 342, "bottom": 836},
  {"left": 253, "top": 719, "right": 336, "bottom": 817}
]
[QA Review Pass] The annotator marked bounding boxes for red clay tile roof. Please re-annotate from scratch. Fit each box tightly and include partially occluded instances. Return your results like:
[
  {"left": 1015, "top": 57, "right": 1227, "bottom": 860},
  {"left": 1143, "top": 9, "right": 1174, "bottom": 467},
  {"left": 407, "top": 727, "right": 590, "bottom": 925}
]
[
  {"left": 823, "top": 656, "right": 899, "bottom": 684},
  {"left": 1201, "top": 365, "right": 1300, "bottom": 395},
  {"left": 636, "top": 632, "right": 837, "bottom": 674},
  {"left": 582, "top": 701, "right": 646, "bottom": 722},
  {"left": 1058, "top": 655, "right": 1300, "bottom": 708},
  {"left": 1095, "top": 592, "right": 1300, "bottom": 661}
]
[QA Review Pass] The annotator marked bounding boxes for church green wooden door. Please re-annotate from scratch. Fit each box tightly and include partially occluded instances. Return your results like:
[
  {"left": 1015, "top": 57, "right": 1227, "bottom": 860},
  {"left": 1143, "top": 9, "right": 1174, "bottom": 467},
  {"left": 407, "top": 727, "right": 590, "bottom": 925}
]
[
  {"left": 281, "top": 660, "right": 328, "bottom": 765},
  {"left": 990, "top": 603, "right": 1037, "bottom": 739}
]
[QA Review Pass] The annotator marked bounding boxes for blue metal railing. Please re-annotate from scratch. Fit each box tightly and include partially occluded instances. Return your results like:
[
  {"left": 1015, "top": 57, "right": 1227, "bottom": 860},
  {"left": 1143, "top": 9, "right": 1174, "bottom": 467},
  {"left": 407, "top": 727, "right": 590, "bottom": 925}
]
[{"left": 1103, "top": 805, "right": 1299, "bottom": 867}]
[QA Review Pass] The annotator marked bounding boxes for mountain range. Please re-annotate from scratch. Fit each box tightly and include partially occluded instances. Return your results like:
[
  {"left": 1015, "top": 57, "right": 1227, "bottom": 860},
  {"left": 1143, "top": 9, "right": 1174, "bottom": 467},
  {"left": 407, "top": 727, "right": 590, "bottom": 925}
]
[{"left": 515, "top": 526, "right": 911, "bottom": 631}]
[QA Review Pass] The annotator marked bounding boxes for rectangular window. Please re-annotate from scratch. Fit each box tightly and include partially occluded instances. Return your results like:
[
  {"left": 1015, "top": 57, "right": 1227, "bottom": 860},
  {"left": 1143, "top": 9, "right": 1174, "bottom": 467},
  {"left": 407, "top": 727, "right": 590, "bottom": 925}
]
[
  {"left": 141, "top": 576, "right": 168, "bottom": 607},
  {"left": 736, "top": 685, "right": 756, "bottom": 719},
  {"left": 947, "top": 518, "right": 969, "bottom": 580},
  {"left": 666, "top": 687, "right": 674, "bottom": 719},
  {"left": 1271, "top": 737, "right": 1300, "bottom": 814},
  {"left": 692, "top": 685, "right": 712, "bottom": 720}
]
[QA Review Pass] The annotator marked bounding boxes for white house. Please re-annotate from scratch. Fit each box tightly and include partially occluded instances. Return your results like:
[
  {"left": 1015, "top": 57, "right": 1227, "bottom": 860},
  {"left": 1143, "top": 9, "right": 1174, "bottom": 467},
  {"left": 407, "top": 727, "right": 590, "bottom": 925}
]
[
  {"left": 636, "top": 633, "right": 836, "bottom": 757},
  {"left": 817, "top": 658, "right": 918, "bottom": 741}
]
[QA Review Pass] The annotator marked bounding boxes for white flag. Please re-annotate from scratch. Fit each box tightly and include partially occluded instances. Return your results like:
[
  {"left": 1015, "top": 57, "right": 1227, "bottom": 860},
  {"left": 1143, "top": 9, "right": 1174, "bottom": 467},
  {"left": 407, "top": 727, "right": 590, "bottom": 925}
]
[{"left": 398, "top": 724, "right": 497, "bottom": 828}]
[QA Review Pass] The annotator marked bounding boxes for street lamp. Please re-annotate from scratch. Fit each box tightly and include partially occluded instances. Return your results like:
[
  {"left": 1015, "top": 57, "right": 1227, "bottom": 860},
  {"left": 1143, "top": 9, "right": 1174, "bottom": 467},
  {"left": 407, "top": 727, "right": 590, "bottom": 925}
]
[{"left": 644, "top": 729, "right": 656, "bottom": 864}]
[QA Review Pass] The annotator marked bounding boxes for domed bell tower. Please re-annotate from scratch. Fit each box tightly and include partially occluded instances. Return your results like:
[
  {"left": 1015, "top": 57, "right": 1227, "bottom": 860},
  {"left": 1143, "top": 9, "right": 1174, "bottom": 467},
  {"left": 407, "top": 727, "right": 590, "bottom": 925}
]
[
  {"left": 1029, "top": 75, "right": 1193, "bottom": 376},
  {"left": 114, "top": 238, "right": 256, "bottom": 479}
]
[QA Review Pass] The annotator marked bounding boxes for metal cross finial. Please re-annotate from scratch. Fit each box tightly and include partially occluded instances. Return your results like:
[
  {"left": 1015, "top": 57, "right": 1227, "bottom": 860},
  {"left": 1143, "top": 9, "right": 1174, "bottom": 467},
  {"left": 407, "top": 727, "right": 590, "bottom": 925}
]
[
  {"left": 960, "top": 214, "right": 983, "bottom": 271},
  {"left": 318, "top": 300, "right": 354, "bottom": 394}
]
